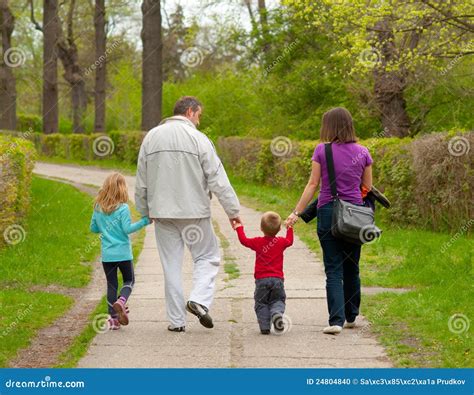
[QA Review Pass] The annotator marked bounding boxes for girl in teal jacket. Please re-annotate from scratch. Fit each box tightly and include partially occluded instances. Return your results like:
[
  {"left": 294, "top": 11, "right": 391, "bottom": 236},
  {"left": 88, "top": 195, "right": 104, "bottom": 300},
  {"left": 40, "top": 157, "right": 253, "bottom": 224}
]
[{"left": 90, "top": 173, "right": 150, "bottom": 330}]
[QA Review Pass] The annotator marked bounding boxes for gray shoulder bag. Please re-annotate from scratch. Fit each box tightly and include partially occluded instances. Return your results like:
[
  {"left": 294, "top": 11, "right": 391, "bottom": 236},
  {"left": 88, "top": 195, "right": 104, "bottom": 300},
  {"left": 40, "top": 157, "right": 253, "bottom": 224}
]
[{"left": 325, "top": 143, "right": 382, "bottom": 245}]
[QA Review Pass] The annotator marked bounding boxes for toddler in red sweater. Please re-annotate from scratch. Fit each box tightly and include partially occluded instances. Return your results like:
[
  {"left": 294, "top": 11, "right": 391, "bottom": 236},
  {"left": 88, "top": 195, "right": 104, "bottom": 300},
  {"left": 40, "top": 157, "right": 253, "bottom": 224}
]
[{"left": 233, "top": 211, "right": 293, "bottom": 334}]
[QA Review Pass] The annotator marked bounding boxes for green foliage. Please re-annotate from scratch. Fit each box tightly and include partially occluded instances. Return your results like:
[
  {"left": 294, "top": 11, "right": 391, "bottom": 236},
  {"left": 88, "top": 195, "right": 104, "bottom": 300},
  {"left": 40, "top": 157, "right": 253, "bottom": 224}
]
[
  {"left": 16, "top": 114, "right": 42, "bottom": 133},
  {"left": 217, "top": 132, "right": 473, "bottom": 232},
  {"left": 1, "top": 130, "right": 145, "bottom": 165},
  {"left": 0, "top": 135, "right": 37, "bottom": 246},
  {"left": 106, "top": 59, "right": 142, "bottom": 131}
]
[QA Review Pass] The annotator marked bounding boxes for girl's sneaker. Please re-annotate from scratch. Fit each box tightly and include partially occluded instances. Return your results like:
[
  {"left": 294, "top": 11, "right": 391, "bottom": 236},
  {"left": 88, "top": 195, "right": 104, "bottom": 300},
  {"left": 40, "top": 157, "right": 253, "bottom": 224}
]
[
  {"left": 108, "top": 317, "right": 121, "bottom": 330},
  {"left": 113, "top": 298, "right": 129, "bottom": 326}
]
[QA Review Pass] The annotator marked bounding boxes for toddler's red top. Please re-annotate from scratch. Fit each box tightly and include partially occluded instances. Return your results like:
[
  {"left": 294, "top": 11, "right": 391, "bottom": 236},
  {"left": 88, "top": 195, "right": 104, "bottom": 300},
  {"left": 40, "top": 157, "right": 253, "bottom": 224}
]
[{"left": 236, "top": 226, "right": 293, "bottom": 279}]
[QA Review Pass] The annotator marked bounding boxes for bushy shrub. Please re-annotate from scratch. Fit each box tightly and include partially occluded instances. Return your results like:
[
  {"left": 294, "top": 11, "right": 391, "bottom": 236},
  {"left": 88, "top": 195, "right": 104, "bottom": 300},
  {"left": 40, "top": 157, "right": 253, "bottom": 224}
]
[
  {"left": 0, "top": 135, "right": 37, "bottom": 247},
  {"left": 0, "top": 130, "right": 146, "bottom": 165},
  {"left": 217, "top": 132, "right": 473, "bottom": 232},
  {"left": 16, "top": 114, "right": 42, "bottom": 133}
]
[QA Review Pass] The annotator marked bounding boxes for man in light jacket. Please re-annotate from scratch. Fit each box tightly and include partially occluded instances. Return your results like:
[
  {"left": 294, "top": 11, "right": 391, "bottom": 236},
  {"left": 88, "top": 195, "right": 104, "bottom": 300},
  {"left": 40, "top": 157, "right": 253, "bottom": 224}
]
[{"left": 135, "top": 96, "right": 241, "bottom": 332}]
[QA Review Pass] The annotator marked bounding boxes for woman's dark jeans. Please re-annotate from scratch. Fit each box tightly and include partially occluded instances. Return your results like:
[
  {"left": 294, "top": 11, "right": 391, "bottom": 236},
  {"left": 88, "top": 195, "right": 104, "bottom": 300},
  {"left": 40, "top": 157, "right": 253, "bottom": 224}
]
[{"left": 317, "top": 201, "right": 361, "bottom": 326}]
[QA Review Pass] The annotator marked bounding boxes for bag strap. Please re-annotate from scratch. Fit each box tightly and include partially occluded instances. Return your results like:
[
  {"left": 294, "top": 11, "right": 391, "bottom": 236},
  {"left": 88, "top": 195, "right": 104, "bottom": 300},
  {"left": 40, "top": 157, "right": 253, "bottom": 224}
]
[{"left": 325, "top": 143, "right": 338, "bottom": 199}]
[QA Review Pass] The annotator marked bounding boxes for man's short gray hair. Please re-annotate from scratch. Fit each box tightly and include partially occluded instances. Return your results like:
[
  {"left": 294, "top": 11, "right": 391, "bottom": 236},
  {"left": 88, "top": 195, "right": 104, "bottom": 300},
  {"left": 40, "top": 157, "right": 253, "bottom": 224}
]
[{"left": 173, "top": 96, "right": 202, "bottom": 116}]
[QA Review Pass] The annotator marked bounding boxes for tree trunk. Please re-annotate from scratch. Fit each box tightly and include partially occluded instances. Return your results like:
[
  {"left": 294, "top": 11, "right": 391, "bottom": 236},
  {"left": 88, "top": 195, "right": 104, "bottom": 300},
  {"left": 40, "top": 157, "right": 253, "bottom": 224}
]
[
  {"left": 43, "top": 0, "right": 59, "bottom": 134},
  {"left": 373, "top": 72, "right": 411, "bottom": 137},
  {"left": 141, "top": 0, "right": 162, "bottom": 130},
  {"left": 94, "top": 0, "right": 106, "bottom": 132},
  {"left": 0, "top": 0, "right": 16, "bottom": 130},
  {"left": 373, "top": 19, "right": 411, "bottom": 137},
  {"left": 57, "top": 0, "right": 86, "bottom": 134},
  {"left": 258, "top": 0, "right": 270, "bottom": 54}
]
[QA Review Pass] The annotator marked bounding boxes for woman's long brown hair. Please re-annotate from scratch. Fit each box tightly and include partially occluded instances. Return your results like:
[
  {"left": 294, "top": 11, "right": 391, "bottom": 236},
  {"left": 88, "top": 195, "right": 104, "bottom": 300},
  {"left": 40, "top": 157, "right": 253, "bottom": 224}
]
[
  {"left": 94, "top": 173, "right": 129, "bottom": 214},
  {"left": 320, "top": 107, "right": 357, "bottom": 143}
]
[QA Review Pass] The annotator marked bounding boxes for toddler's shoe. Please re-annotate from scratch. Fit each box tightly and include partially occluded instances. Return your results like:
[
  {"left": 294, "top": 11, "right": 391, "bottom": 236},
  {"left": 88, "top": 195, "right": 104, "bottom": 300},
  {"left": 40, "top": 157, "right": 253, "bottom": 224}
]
[
  {"left": 113, "top": 297, "right": 129, "bottom": 326},
  {"left": 108, "top": 317, "right": 121, "bottom": 330},
  {"left": 260, "top": 329, "right": 270, "bottom": 335},
  {"left": 272, "top": 314, "right": 285, "bottom": 334}
]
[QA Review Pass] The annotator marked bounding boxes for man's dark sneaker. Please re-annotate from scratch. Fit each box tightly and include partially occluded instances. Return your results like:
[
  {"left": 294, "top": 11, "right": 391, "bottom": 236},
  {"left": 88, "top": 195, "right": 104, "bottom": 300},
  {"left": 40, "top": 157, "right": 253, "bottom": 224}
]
[
  {"left": 168, "top": 325, "right": 185, "bottom": 332},
  {"left": 260, "top": 329, "right": 270, "bottom": 335},
  {"left": 186, "top": 301, "right": 214, "bottom": 328},
  {"left": 272, "top": 314, "right": 285, "bottom": 333}
]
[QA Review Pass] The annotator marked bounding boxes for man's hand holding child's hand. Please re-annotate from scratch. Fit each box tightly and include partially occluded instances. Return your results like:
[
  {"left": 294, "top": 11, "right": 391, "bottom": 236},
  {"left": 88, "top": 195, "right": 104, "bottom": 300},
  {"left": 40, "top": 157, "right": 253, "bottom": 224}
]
[{"left": 231, "top": 218, "right": 243, "bottom": 230}]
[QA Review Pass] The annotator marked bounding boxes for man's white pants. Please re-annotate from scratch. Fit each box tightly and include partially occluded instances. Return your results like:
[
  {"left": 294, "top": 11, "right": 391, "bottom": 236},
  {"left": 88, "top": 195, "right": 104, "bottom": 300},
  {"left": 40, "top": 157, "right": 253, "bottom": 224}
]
[{"left": 154, "top": 218, "right": 220, "bottom": 327}]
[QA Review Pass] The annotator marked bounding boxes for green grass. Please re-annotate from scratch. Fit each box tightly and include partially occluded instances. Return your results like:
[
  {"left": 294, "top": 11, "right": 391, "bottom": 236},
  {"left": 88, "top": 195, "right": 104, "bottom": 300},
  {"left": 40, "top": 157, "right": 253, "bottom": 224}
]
[
  {"left": 0, "top": 176, "right": 99, "bottom": 367},
  {"left": 228, "top": 173, "right": 473, "bottom": 368},
  {"left": 213, "top": 220, "right": 240, "bottom": 281},
  {"left": 0, "top": 287, "right": 73, "bottom": 367},
  {"left": 0, "top": 176, "right": 99, "bottom": 288},
  {"left": 56, "top": 216, "right": 147, "bottom": 367},
  {"left": 0, "top": 172, "right": 148, "bottom": 368},
  {"left": 224, "top": 260, "right": 241, "bottom": 281}
]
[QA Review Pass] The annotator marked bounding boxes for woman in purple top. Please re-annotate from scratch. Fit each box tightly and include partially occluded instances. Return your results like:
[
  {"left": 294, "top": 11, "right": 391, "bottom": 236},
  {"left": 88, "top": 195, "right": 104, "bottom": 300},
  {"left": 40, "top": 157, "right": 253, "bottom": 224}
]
[{"left": 286, "top": 107, "right": 373, "bottom": 335}]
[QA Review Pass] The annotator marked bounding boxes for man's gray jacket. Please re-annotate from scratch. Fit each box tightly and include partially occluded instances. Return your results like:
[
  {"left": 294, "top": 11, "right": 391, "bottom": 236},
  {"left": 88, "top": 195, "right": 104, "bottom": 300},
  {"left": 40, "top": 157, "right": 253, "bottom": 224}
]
[{"left": 135, "top": 116, "right": 240, "bottom": 219}]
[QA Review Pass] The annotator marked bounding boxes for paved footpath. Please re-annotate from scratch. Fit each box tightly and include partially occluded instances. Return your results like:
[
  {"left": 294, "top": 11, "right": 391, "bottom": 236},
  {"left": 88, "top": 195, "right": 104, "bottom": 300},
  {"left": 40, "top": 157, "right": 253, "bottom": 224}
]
[{"left": 34, "top": 162, "right": 392, "bottom": 368}]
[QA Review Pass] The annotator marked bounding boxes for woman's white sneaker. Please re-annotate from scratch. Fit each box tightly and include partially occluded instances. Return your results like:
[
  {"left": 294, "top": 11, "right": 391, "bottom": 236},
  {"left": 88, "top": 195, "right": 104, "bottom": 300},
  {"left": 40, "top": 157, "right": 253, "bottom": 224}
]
[
  {"left": 344, "top": 321, "right": 356, "bottom": 328},
  {"left": 323, "top": 325, "right": 343, "bottom": 334}
]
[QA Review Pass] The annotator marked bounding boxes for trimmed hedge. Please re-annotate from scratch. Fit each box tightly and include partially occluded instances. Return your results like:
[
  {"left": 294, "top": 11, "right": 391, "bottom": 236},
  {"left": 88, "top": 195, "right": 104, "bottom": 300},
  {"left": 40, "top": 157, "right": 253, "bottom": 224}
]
[
  {"left": 0, "top": 130, "right": 146, "bottom": 165},
  {"left": 1, "top": 129, "right": 471, "bottom": 232},
  {"left": 217, "top": 132, "right": 473, "bottom": 232},
  {"left": 0, "top": 135, "right": 37, "bottom": 246}
]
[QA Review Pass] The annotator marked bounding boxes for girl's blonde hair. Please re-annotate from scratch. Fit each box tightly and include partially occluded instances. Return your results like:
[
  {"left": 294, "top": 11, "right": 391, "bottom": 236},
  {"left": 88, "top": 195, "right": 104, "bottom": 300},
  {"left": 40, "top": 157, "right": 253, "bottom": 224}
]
[{"left": 94, "top": 173, "right": 129, "bottom": 214}]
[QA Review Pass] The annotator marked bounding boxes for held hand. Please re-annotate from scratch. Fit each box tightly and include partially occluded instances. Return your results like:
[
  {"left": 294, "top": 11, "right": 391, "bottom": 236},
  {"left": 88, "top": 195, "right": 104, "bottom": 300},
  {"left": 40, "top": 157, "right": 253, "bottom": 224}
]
[
  {"left": 285, "top": 213, "right": 298, "bottom": 228},
  {"left": 230, "top": 216, "right": 243, "bottom": 230}
]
